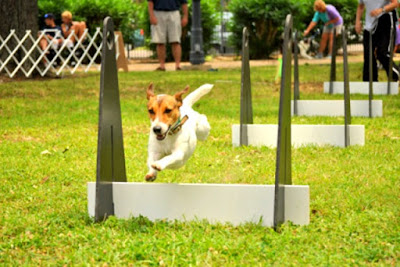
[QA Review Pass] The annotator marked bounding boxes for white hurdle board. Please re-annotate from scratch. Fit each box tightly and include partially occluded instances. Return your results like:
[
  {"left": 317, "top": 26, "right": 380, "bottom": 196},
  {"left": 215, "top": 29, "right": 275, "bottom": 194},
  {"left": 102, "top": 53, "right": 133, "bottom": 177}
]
[
  {"left": 87, "top": 182, "right": 310, "bottom": 227},
  {"left": 291, "top": 100, "right": 382, "bottom": 117},
  {"left": 232, "top": 124, "right": 365, "bottom": 148},
  {"left": 323, "top": 82, "right": 398, "bottom": 95}
]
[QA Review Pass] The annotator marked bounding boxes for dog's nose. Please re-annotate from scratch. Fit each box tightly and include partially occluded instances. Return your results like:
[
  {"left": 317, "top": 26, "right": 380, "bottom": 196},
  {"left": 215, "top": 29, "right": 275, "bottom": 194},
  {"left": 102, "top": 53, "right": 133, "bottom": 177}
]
[{"left": 153, "top": 126, "right": 162, "bottom": 134}]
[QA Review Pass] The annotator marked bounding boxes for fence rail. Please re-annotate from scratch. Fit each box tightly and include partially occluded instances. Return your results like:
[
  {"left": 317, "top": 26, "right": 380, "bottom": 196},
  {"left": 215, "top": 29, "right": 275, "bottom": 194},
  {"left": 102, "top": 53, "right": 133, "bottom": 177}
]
[{"left": 0, "top": 28, "right": 120, "bottom": 78}]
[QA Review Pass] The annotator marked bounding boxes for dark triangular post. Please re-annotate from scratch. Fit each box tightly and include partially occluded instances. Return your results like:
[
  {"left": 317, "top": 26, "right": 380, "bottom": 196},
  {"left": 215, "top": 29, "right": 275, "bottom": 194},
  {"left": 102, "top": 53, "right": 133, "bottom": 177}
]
[
  {"left": 293, "top": 31, "right": 300, "bottom": 116},
  {"left": 342, "top": 27, "right": 351, "bottom": 147},
  {"left": 95, "top": 17, "right": 127, "bottom": 222},
  {"left": 329, "top": 27, "right": 337, "bottom": 95},
  {"left": 387, "top": 25, "right": 395, "bottom": 95},
  {"left": 368, "top": 31, "right": 373, "bottom": 118},
  {"left": 239, "top": 27, "right": 253, "bottom": 146},
  {"left": 274, "top": 14, "right": 292, "bottom": 229}
]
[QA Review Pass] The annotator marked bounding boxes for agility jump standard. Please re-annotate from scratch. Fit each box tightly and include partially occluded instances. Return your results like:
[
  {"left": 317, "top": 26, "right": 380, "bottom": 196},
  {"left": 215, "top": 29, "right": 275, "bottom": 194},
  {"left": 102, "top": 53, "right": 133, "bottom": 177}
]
[
  {"left": 232, "top": 23, "right": 364, "bottom": 148},
  {"left": 292, "top": 28, "right": 382, "bottom": 118},
  {"left": 87, "top": 17, "right": 309, "bottom": 228}
]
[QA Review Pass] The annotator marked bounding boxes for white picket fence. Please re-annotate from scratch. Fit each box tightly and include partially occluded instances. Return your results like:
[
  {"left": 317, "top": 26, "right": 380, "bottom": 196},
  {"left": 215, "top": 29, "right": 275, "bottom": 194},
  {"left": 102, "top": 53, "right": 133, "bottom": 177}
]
[{"left": 0, "top": 28, "right": 120, "bottom": 78}]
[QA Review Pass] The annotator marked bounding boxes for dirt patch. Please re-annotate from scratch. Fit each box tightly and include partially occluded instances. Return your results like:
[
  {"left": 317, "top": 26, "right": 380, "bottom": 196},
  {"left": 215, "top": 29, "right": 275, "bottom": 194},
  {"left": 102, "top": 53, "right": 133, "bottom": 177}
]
[
  {"left": 1, "top": 133, "right": 41, "bottom": 143},
  {"left": 299, "top": 82, "right": 324, "bottom": 94}
]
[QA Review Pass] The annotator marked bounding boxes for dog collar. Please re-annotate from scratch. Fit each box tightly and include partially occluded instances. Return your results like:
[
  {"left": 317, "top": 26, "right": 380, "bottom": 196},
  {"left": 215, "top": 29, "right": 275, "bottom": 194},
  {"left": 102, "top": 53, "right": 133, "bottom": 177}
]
[{"left": 168, "top": 115, "right": 189, "bottom": 135}]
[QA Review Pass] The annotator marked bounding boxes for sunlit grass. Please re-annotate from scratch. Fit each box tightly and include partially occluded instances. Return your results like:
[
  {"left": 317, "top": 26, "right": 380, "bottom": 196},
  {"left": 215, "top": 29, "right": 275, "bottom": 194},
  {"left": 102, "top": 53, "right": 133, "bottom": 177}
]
[{"left": 0, "top": 63, "right": 399, "bottom": 265}]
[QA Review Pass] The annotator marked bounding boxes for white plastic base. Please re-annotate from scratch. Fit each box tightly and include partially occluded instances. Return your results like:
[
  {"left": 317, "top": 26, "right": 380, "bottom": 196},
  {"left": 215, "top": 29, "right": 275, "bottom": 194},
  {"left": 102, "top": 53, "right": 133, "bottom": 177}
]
[
  {"left": 232, "top": 124, "right": 365, "bottom": 148},
  {"left": 323, "top": 81, "right": 398, "bottom": 95},
  {"left": 291, "top": 100, "right": 382, "bottom": 117},
  {"left": 87, "top": 182, "right": 310, "bottom": 227}
]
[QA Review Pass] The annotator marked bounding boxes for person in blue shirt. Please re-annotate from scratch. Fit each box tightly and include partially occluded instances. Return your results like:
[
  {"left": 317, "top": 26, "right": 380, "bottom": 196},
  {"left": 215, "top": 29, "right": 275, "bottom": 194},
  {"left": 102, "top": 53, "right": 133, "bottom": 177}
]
[
  {"left": 304, "top": 0, "right": 343, "bottom": 59},
  {"left": 148, "top": 0, "right": 188, "bottom": 71}
]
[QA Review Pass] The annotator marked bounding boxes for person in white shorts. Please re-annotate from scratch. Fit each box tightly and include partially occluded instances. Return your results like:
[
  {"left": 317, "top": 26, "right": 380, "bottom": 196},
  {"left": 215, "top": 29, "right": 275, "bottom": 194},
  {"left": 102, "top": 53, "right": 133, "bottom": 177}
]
[
  {"left": 148, "top": 0, "right": 188, "bottom": 71},
  {"left": 304, "top": 0, "right": 343, "bottom": 59}
]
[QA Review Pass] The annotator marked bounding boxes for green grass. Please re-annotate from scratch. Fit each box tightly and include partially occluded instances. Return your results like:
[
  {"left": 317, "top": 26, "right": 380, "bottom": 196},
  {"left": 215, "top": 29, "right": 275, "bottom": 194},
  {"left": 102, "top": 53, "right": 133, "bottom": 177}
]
[{"left": 1, "top": 63, "right": 399, "bottom": 265}]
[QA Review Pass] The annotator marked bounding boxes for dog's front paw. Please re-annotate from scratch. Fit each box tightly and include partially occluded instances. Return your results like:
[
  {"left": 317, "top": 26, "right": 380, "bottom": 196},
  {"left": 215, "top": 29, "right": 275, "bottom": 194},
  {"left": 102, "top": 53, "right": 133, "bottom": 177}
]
[
  {"left": 151, "top": 162, "right": 164, "bottom": 172},
  {"left": 145, "top": 172, "right": 157, "bottom": 182}
]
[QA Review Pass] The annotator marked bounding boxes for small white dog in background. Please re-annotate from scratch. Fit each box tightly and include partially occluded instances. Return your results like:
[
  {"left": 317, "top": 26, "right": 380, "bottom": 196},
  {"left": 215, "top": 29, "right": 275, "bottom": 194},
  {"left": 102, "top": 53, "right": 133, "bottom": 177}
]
[{"left": 145, "top": 83, "right": 213, "bottom": 181}]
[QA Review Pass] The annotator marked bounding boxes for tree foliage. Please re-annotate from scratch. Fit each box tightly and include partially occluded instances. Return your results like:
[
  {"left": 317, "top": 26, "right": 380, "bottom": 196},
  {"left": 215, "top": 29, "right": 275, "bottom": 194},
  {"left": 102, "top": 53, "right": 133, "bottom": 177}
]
[
  {"left": 228, "top": 0, "right": 298, "bottom": 59},
  {"left": 38, "top": 0, "right": 141, "bottom": 44},
  {"left": 228, "top": 0, "right": 359, "bottom": 59}
]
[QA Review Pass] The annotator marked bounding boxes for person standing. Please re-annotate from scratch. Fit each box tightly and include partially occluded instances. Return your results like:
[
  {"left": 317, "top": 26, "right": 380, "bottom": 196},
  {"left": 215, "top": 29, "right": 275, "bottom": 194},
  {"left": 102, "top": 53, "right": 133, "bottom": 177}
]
[
  {"left": 355, "top": 0, "right": 399, "bottom": 81},
  {"left": 304, "top": 0, "right": 343, "bottom": 59},
  {"left": 148, "top": 0, "right": 188, "bottom": 71}
]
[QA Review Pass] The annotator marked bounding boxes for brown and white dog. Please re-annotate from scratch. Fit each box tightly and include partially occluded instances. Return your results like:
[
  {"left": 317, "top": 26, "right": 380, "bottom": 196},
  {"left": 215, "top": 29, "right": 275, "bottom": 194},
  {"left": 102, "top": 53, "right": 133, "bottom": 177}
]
[{"left": 145, "top": 83, "right": 213, "bottom": 181}]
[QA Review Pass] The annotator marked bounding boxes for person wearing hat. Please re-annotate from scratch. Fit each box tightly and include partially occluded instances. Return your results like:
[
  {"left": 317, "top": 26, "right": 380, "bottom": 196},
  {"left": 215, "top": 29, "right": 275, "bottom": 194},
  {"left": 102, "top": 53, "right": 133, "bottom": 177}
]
[{"left": 39, "top": 13, "right": 62, "bottom": 52}]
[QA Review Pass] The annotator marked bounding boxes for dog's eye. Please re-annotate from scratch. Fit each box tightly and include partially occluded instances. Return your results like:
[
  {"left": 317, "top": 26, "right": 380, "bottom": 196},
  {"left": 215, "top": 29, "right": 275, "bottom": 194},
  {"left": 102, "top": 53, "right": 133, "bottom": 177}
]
[
  {"left": 148, "top": 109, "right": 155, "bottom": 114},
  {"left": 164, "top": 109, "right": 172, "bottom": 114}
]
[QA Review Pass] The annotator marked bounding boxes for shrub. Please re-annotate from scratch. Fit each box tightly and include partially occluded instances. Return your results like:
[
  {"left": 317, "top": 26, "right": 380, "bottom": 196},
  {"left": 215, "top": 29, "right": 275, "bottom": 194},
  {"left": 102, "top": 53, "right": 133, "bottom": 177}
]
[
  {"left": 38, "top": 0, "right": 139, "bottom": 44},
  {"left": 38, "top": 0, "right": 71, "bottom": 27},
  {"left": 228, "top": 0, "right": 359, "bottom": 59},
  {"left": 228, "top": 0, "right": 300, "bottom": 59}
]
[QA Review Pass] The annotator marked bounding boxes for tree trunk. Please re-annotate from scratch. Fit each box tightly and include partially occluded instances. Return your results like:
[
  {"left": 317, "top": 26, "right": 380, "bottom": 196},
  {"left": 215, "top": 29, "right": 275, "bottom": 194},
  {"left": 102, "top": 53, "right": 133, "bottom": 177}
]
[{"left": 0, "top": 0, "right": 38, "bottom": 77}]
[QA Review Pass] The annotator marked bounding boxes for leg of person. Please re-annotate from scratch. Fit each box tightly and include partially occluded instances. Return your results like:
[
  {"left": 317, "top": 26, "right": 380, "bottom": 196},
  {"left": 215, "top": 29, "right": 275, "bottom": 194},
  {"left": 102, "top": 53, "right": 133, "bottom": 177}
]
[
  {"left": 317, "top": 26, "right": 331, "bottom": 58},
  {"left": 151, "top": 11, "right": 167, "bottom": 70},
  {"left": 319, "top": 33, "right": 329, "bottom": 53},
  {"left": 69, "top": 24, "right": 77, "bottom": 43},
  {"left": 39, "top": 38, "right": 50, "bottom": 65},
  {"left": 363, "top": 30, "right": 378, "bottom": 81},
  {"left": 77, "top": 21, "right": 87, "bottom": 41},
  {"left": 167, "top": 11, "right": 182, "bottom": 70},
  {"left": 316, "top": 33, "right": 328, "bottom": 58},
  {"left": 171, "top": 43, "right": 181, "bottom": 69},
  {"left": 39, "top": 38, "right": 48, "bottom": 51},
  {"left": 375, "top": 13, "right": 399, "bottom": 81},
  {"left": 156, "top": 44, "right": 166, "bottom": 70}
]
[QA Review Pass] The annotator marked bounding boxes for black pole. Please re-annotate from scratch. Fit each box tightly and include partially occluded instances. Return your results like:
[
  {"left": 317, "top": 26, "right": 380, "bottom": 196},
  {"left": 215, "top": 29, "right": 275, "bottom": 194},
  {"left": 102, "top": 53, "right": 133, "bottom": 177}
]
[
  {"left": 342, "top": 27, "right": 351, "bottom": 147},
  {"left": 239, "top": 27, "right": 253, "bottom": 146},
  {"left": 387, "top": 24, "right": 395, "bottom": 95},
  {"left": 329, "top": 27, "right": 337, "bottom": 95},
  {"left": 220, "top": 0, "right": 224, "bottom": 54},
  {"left": 293, "top": 31, "right": 299, "bottom": 116},
  {"left": 190, "top": 0, "right": 205, "bottom": 65},
  {"left": 369, "top": 31, "right": 373, "bottom": 118}
]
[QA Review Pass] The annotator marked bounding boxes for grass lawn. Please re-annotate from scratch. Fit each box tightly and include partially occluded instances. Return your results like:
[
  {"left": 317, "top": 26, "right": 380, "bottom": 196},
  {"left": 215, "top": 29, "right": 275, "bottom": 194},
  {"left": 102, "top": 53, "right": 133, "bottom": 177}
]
[{"left": 1, "top": 62, "right": 399, "bottom": 265}]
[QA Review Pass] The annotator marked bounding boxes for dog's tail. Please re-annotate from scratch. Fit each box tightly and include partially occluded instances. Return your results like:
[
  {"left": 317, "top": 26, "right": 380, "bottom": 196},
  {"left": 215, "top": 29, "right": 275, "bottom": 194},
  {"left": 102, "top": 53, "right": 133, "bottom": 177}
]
[{"left": 183, "top": 84, "right": 213, "bottom": 107}]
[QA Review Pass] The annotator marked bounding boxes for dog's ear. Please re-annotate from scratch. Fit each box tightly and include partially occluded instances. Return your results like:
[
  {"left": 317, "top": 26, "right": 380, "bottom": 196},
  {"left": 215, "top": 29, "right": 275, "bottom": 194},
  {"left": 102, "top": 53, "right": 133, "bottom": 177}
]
[
  {"left": 174, "top": 85, "right": 189, "bottom": 103},
  {"left": 147, "top": 83, "right": 155, "bottom": 100}
]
